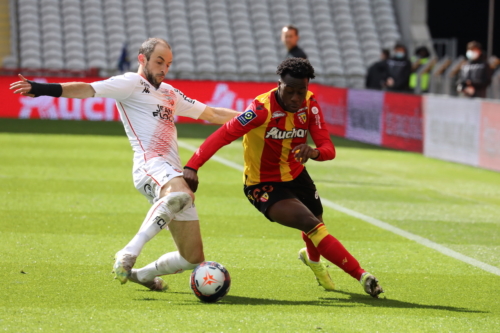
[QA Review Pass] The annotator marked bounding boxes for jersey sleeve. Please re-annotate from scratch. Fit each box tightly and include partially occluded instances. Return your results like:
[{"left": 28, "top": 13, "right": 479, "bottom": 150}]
[
  {"left": 308, "top": 96, "right": 336, "bottom": 161},
  {"left": 173, "top": 88, "right": 206, "bottom": 119},
  {"left": 90, "top": 73, "right": 136, "bottom": 101},
  {"left": 186, "top": 100, "right": 268, "bottom": 170}
]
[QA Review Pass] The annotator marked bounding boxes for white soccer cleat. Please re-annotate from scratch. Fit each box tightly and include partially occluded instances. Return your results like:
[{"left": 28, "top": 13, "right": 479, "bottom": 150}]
[
  {"left": 360, "top": 272, "right": 384, "bottom": 298},
  {"left": 113, "top": 251, "right": 137, "bottom": 284},
  {"left": 129, "top": 269, "right": 168, "bottom": 292}
]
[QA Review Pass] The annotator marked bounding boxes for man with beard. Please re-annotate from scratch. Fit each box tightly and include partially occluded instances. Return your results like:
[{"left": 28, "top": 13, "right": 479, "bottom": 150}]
[{"left": 10, "top": 38, "right": 239, "bottom": 291}]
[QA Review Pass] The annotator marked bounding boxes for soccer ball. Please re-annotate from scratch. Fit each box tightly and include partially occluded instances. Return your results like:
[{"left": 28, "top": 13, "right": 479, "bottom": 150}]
[{"left": 190, "top": 261, "right": 231, "bottom": 303}]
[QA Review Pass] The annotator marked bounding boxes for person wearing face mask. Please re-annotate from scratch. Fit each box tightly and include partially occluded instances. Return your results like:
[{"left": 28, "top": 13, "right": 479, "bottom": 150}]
[
  {"left": 457, "top": 41, "right": 492, "bottom": 98},
  {"left": 385, "top": 43, "right": 412, "bottom": 92}
]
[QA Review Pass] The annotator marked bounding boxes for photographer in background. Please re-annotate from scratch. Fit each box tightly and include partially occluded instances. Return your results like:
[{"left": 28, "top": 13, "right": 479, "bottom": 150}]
[{"left": 457, "top": 41, "right": 492, "bottom": 98}]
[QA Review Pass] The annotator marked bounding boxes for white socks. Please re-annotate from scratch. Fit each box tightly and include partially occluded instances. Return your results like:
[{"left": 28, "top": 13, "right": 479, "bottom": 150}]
[
  {"left": 123, "top": 192, "right": 192, "bottom": 256},
  {"left": 135, "top": 251, "right": 198, "bottom": 282}
]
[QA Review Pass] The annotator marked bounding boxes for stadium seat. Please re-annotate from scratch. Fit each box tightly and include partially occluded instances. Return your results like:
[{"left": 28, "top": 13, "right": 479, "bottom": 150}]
[{"left": 7, "top": 0, "right": 404, "bottom": 86}]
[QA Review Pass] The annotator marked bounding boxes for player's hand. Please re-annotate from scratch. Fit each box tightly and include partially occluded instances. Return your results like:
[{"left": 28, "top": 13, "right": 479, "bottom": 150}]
[
  {"left": 292, "top": 144, "right": 319, "bottom": 165},
  {"left": 183, "top": 168, "right": 199, "bottom": 193},
  {"left": 464, "top": 86, "right": 475, "bottom": 96},
  {"left": 9, "top": 74, "right": 35, "bottom": 97}
]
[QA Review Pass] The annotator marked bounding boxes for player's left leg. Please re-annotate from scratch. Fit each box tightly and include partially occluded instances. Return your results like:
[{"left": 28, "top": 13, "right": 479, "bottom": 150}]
[{"left": 133, "top": 218, "right": 204, "bottom": 285}]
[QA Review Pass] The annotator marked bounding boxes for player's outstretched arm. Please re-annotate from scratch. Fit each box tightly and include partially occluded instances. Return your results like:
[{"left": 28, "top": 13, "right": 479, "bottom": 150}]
[
  {"left": 198, "top": 106, "right": 239, "bottom": 124},
  {"left": 10, "top": 74, "right": 95, "bottom": 99}
]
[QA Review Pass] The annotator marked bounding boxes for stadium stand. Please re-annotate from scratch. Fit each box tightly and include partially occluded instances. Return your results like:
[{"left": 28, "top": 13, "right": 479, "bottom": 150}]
[{"left": 3, "top": 0, "right": 403, "bottom": 88}]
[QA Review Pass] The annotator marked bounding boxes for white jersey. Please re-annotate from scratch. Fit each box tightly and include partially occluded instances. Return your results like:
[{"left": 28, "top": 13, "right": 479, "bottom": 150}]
[{"left": 91, "top": 73, "right": 206, "bottom": 171}]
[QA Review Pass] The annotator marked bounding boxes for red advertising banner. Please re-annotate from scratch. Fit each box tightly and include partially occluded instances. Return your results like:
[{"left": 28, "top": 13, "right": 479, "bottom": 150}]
[
  {"left": 382, "top": 92, "right": 423, "bottom": 153},
  {"left": 314, "top": 85, "right": 348, "bottom": 137},
  {"left": 0, "top": 75, "right": 276, "bottom": 122},
  {"left": 478, "top": 101, "right": 500, "bottom": 172},
  {"left": 2, "top": 75, "right": 425, "bottom": 155}
]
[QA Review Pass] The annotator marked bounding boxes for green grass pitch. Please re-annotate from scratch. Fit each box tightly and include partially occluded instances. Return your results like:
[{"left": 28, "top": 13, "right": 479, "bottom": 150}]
[{"left": 1, "top": 119, "right": 499, "bottom": 332}]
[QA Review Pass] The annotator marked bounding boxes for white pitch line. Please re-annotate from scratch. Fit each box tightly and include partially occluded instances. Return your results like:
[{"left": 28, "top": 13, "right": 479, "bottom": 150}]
[{"left": 179, "top": 140, "right": 500, "bottom": 276}]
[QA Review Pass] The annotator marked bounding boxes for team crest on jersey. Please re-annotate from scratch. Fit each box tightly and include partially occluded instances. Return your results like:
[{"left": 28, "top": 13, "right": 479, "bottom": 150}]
[
  {"left": 260, "top": 192, "right": 269, "bottom": 202},
  {"left": 297, "top": 111, "right": 307, "bottom": 124},
  {"left": 160, "top": 89, "right": 176, "bottom": 107},
  {"left": 272, "top": 111, "right": 286, "bottom": 118},
  {"left": 237, "top": 110, "right": 257, "bottom": 126}
]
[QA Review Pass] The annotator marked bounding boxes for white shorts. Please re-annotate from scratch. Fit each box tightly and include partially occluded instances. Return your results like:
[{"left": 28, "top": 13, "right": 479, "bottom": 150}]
[{"left": 133, "top": 157, "right": 199, "bottom": 221}]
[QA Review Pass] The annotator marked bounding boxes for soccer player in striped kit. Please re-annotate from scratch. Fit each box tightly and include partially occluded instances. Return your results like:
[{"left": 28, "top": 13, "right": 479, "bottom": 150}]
[{"left": 184, "top": 58, "right": 384, "bottom": 298}]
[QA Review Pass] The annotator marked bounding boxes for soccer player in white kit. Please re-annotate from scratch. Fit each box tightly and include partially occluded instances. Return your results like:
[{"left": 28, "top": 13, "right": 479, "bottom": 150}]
[{"left": 10, "top": 38, "right": 239, "bottom": 291}]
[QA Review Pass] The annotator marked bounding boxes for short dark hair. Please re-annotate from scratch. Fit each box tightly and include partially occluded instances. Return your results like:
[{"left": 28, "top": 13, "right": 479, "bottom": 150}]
[
  {"left": 467, "top": 41, "right": 482, "bottom": 50},
  {"left": 415, "top": 46, "right": 430, "bottom": 58},
  {"left": 394, "top": 43, "right": 407, "bottom": 51},
  {"left": 381, "top": 49, "right": 390, "bottom": 58},
  {"left": 276, "top": 58, "right": 315, "bottom": 79},
  {"left": 283, "top": 25, "right": 299, "bottom": 35},
  {"left": 138, "top": 38, "right": 171, "bottom": 60}
]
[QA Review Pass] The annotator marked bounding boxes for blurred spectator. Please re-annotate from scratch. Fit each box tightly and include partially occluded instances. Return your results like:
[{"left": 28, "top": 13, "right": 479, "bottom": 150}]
[
  {"left": 410, "top": 46, "right": 431, "bottom": 93},
  {"left": 457, "top": 41, "right": 492, "bottom": 98},
  {"left": 365, "top": 49, "right": 390, "bottom": 90},
  {"left": 386, "top": 43, "right": 412, "bottom": 92},
  {"left": 118, "top": 43, "right": 130, "bottom": 73},
  {"left": 281, "top": 25, "right": 307, "bottom": 59}
]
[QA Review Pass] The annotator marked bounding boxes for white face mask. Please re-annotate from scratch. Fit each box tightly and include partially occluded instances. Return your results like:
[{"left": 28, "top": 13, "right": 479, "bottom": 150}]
[{"left": 466, "top": 50, "right": 479, "bottom": 60}]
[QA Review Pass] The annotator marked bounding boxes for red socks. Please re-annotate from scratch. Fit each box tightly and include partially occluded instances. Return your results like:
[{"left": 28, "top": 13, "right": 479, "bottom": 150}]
[
  {"left": 305, "top": 223, "right": 365, "bottom": 280},
  {"left": 301, "top": 231, "right": 321, "bottom": 262}
]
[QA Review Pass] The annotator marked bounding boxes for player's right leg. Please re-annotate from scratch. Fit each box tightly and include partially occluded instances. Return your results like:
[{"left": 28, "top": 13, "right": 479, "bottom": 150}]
[
  {"left": 114, "top": 176, "right": 194, "bottom": 284},
  {"left": 127, "top": 177, "right": 204, "bottom": 289}
]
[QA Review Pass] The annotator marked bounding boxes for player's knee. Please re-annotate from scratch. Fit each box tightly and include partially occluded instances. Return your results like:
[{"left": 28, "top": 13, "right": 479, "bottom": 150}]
[
  {"left": 162, "top": 192, "right": 193, "bottom": 214},
  {"left": 296, "top": 214, "right": 321, "bottom": 233}
]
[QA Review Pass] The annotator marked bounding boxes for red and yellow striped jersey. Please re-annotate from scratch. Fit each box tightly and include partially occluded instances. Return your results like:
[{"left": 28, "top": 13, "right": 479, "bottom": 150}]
[{"left": 186, "top": 88, "right": 335, "bottom": 185}]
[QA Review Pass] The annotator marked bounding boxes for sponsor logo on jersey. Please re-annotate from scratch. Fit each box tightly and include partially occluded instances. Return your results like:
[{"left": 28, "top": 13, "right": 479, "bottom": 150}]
[
  {"left": 265, "top": 127, "right": 308, "bottom": 139},
  {"left": 174, "top": 89, "right": 196, "bottom": 104},
  {"left": 142, "top": 86, "right": 150, "bottom": 94},
  {"left": 272, "top": 111, "right": 286, "bottom": 118},
  {"left": 311, "top": 106, "right": 319, "bottom": 114},
  {"left": 153, "top": 104, "right": 174, "bottom": 121},
  {"left": 237, "top": 110, "right": 257, "bottom": 126},
  {"left": 297, "top": 111, "right": 307, "bottom": 124}
]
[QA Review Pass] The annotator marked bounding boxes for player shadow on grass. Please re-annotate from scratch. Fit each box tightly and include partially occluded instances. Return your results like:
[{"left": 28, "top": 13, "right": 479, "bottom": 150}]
[
  {"left": 317, "top": 290, "right": 486, "bottom": 313},
  {"left": 139, "top": 291, "right": 486, "bottom": 313}
]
